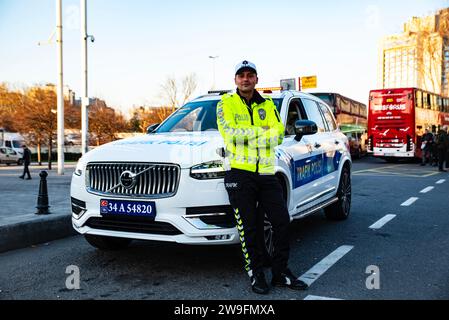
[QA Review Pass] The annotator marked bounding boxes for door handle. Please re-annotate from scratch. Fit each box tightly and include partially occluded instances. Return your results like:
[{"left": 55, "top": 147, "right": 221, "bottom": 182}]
[{"left": 314, "top": 143, "right": 321, "bottom": 149}]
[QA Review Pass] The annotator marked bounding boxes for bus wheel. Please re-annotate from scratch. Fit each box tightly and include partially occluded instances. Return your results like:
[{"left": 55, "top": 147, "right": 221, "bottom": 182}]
[{"left": 325, "top": 166, "right": 351, "bottom": 220}]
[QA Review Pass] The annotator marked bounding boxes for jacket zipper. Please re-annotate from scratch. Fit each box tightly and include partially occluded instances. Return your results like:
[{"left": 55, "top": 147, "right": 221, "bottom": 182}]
[{"left": 242, "top": 98, "right": 259, "bottom": 173}]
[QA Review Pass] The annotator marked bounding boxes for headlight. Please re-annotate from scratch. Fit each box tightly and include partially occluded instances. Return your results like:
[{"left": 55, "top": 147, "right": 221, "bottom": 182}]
[
  {"left": 190, "top": 161, "right": 225, "bottom": 180},
  {"left": 74, "top": 160, "right": 84, "bottom": 176}
]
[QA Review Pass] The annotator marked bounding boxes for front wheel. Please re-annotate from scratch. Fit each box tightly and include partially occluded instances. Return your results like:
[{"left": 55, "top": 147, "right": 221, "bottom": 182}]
[
  {"left": 325, "top": 166, "right": 351, "bottom": 220},
  {"left": 84, "top": 234, "right": 132, "bottom": 250}
]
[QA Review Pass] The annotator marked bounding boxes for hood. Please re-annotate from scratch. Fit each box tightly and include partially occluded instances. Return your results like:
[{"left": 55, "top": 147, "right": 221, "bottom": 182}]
[{"left": 82, "top": 131, "right": 225, "bottom": 169}]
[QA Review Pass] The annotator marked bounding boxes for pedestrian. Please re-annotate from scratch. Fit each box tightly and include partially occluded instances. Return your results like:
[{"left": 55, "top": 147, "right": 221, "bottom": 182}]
[
  {"left": 216, "top": 60, "right": 308, "bottom": 294},
  {"left": 420, "top": 128, "right": 433, "bottom": 166},
  {"left": 19, "top": 144, "right": 32, "bottom": 180},
  {"left": 436, "top": 126, "right": 448, "bottom": 172}
]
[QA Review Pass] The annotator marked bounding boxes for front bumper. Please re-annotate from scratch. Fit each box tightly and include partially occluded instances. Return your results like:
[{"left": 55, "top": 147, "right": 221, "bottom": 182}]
[
  {"left": 71, "top": 168, "right": 239, "bottom": 245},
  {"left": 373, "top": 147, "right": 415, "bottom": 158}
]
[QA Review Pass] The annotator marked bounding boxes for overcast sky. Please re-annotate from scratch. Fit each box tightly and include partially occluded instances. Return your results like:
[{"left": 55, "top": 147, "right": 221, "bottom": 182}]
[{"left": 1, "top": 0, "right": 448, "bottom": 115}]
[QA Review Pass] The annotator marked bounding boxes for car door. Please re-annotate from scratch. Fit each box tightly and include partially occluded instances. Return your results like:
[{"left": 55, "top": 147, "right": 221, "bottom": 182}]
[
  {"left": 279, "top": 98, "right": 318, "bottom": 215},
  {"left": 317, "top": 101, "right": 341, "bottom": 197},
  {"left": 298, "top": 98, "right": 335, "bottom": 203},
  {"left": 0, "top": 147, "right": 6, "bottom": 162}
]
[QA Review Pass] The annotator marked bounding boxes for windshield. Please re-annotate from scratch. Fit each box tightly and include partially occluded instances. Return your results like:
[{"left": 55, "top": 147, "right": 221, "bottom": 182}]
[
  {"left": 12, "top": 140, "right": 24, "bottom": 148},
  {"left": 156, "top": 98, "right": 283, "bottom": 133}
]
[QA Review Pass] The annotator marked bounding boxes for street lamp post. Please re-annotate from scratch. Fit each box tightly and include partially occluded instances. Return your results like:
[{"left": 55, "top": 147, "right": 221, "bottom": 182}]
[
  {"left": 209, "top": 55, "right": 219, "bottom": 90},
  {"left": 81, "top": 0, "right": 88, "bottom": 155},
  {"left": 81, "top": 0, "right": 94, "bottom": 155},
  {"left": 56, "top": 0, "right": 64, "bottom": 175}
]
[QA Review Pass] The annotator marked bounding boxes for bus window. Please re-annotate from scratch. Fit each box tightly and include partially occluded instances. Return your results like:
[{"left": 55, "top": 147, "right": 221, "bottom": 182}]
[
  {"left": 431, "top": 94, "right": 437, "bottom": 111},
  {"left": 415, "top": 90, "right": 422, "bottom": 108},
  {"left": 425, "top": 93, "right": 431, "bottom": 109},
  {"left": 360, "top": 104, "right": 367, "bottom": 118}
]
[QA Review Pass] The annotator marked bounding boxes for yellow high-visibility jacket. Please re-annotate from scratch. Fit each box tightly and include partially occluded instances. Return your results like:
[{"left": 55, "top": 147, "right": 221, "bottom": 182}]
[{"left": 217, "top": 91, "right": 285, "bottom": 174}]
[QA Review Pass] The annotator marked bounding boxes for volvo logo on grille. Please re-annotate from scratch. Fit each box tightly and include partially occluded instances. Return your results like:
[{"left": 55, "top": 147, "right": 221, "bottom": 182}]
[{"left": 120, "top": 170, "right": 137, "bottom": 189}]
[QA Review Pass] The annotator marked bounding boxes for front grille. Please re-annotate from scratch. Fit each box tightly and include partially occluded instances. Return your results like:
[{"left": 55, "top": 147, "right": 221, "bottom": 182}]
[
  {"left": 86, "top": 162, "right": 180, "bottom": 198},
  {"left": 85, "top": 217, "right": 182, "bottom": 235}
]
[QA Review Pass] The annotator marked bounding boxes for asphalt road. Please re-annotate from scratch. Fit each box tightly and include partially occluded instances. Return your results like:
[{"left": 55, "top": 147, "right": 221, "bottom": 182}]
[{"left": 1, "top": 156, "right": 449, "bottom": 300}]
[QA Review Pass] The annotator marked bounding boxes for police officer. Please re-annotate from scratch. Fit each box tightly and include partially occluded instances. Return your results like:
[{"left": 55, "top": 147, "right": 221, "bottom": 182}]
[{"left": 217, "top": 60, "right": 308, "bottom": 294}]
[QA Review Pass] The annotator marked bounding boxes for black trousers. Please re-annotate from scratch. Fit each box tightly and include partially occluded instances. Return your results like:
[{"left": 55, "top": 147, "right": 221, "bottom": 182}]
[
  {"left": 224, "top": 169, "right": 290, "bottom": 277},
  {"left": 21, "top": 163, "right": 31, "bottom": 179}
]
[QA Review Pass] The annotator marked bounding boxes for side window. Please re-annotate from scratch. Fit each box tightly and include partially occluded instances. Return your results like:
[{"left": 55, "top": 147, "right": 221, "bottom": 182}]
[
  {"left": 319, "top": 103, "right": 337, "bottom": 131},
  {"left": 285, "top": 99, "right": 305, "bottom": 135},
  {"left": 5, "top": 141, "right": 11, "bottom": 148},
  {"left": 301, "top": 98, "right": 326, "bottom": 132}
]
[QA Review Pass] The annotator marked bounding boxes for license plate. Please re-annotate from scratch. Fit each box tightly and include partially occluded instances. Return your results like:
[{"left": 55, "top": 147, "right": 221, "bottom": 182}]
[{"left": 100, "top": 199, "right": 156, "bottom": 218}]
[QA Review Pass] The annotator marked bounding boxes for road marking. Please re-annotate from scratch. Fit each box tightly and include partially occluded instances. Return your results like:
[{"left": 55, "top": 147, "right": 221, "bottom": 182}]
[
  {"left": 401, "top": 197, "right": 418, "bottom": 206},
  {"left": 304, "top": 295, "right": 342, "bottom": 300},
  {"left": 436, "top": 179, "right": 446, "bottom": 184},
  {"left": 352, "top": 164, "right": 402, "bottom": 174},
  {"left": 299, "top": 245, "right": 353, "bottom": 286},
  {"left": 369, "top": 214, "right": 396, "bottom": 230},
  {"left": 420, "top": 186, "right": 434, "bottom": 193}
]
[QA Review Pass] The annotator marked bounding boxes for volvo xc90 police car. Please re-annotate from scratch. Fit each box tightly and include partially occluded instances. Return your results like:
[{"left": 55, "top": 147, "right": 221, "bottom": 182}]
[{"left": 71, "top": 90, "right": 352, "bottom": 253}]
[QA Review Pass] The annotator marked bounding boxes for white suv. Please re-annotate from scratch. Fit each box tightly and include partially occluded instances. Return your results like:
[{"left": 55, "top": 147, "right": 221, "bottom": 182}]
[{"left": 71, "top": 90, "right": 352, "bottom": 253}]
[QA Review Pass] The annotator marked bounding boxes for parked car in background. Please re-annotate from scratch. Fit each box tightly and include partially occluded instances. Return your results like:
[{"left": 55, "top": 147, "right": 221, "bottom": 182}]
[
  {"left": 0, "top": 147, "right": 22, "bottom": 165},
  {"left": 65, "top": 133, "right": 82, "bottom": 146},
  {"left": 0, "top": 130, "right": 25, "bottom": 159}
]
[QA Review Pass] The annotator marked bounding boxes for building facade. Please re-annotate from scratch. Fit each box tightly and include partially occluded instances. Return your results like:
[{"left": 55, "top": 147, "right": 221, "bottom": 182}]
[{"left": 378, "top": 8, "right": 449, "bottom": 96}]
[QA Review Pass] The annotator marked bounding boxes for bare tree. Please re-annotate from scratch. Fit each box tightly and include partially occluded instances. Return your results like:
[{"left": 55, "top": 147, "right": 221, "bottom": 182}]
[
  {"left": 160, "top": 73, "right": 197, "bottom": 108},
  {"left": 409, "top": 13, "right": 449, "bottom": 95},
  {"left": 180, "top": 73, "right": 197, "bottom": 106},
  {"left": 16, "top": 86, "right": 57, "bottom": 169},
  {"left": 161, "top": 77, "right": 178, "bottom": 108},
  {"left": 89, "top": 101, "right": 127, "bottom": 146}
]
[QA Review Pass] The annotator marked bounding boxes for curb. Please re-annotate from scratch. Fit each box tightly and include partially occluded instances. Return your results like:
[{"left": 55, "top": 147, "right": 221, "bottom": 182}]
[{"left": 0, "top": 214, "right": 77, "bottom": 253}]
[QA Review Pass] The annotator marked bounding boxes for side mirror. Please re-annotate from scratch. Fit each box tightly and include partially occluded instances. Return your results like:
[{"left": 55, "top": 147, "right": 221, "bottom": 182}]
[
  {"left": 294, "top": 120, "right": 317, "bottom": 141},
  {"left": 146, "top": 123, "right": 160, "bottom": 134}
]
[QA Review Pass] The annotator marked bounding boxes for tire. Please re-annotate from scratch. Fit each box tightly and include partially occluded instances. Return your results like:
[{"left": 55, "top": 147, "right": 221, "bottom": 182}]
[
  {"left": 84, "top": 234, "right": 132, "bottom": 250},
  {"left": 17, "top": 159, "right": 23, "bottom": 165},
  {"left": 259, "top": 176, "right": 287, "bottom": 266},
  {"left": 325, "top": 166, "right": 351, "bottom": 220}
]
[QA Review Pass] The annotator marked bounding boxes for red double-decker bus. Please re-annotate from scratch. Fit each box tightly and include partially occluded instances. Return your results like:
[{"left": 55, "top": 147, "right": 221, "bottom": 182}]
[{"left": 367, "top": 87, "right": 449, "bottom": 161}]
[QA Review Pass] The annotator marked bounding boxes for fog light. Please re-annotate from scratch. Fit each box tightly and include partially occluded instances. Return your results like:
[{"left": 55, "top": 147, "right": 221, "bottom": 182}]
[{"left": 206, "top": 235, "right": 231, "bottom": 241}]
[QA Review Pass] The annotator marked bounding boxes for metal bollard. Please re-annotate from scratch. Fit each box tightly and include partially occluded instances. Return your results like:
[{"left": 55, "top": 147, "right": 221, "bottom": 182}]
[{"left": 36, "top": 171, "right": 51, "bottom": 215}]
